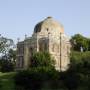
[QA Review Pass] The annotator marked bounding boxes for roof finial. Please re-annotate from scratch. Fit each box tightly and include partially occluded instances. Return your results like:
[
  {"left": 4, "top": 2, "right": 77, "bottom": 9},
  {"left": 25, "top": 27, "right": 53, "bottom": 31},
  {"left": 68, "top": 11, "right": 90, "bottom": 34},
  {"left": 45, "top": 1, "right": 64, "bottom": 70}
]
[
  {"left": 47, "top": 16, "right": 52, "bottom": 19},
  {"left": 17, "top": 38, "right": 20, "bottom": 42},
  {"left": 25, "top": 34, "right": 27, "bottom": 39}
]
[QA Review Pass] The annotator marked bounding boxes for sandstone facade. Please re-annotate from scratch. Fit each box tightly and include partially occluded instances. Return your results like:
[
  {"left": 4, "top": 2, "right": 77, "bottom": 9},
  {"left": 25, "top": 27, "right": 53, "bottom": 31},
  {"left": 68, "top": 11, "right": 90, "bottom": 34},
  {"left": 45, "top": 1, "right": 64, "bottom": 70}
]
[{"left": 16, "top": 17, "right": 71, "bottom": 71}]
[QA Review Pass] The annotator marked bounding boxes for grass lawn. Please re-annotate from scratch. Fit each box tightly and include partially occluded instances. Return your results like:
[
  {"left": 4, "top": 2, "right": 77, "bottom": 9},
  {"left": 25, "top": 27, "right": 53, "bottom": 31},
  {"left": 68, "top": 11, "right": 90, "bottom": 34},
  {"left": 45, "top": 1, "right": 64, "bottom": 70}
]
[{"left": 0, "top": 72, "right": 16, "bottom": 90}]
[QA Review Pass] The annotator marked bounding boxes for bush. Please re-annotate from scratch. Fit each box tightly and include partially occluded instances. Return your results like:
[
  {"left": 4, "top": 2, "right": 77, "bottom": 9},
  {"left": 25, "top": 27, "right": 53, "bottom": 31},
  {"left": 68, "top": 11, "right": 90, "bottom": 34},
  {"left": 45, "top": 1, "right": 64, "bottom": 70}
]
[
  {"left": 0, "top": 80, "right": 2, "bottom": 89},
  {"left": 30, "top": 51, "right": 55, "bottom": 68},
  {"left": 14, "top": 51, "right": 90, "bottom": 90},
  {"left": 0, "top": 59, "right": 14, "bottom": 72},
  {"left": 69, "top": 51, "right": 90, "bottom": 90},
  {"left": 14, "top": 67, "right": 60, "bottom": 90}
]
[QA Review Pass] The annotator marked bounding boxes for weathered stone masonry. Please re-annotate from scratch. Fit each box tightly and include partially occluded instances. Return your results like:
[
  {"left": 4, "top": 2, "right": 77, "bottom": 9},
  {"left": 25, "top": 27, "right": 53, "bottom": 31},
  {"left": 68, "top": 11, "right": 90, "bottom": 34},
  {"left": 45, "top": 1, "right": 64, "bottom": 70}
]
[{"left": 16, "top": 17, "right": 71, "bottom": 71}]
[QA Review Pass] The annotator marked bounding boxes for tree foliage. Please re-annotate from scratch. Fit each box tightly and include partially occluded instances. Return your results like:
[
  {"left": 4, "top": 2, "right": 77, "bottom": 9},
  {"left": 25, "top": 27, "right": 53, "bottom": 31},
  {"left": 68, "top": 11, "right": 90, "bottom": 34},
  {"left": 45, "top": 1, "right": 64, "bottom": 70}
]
[
  {"left": 70, "top": 51, "right": 90, "bottom": 90},
  {"left": 14, "top": 67, "right": 60, "bottom": 90},
  {"left": 0, "top": 35, "right": 14, "bottom": 55},
  {"left": 0, "top": 35, "right": 16, "bottom": 72},
  {"left": 0, "top": 59, "right": 14, "bottom": 72},
  {"left": 30, "top": 51, "right": 55, "bottom": 68},
  {"left": 71, "top": 34, "right": 90, "bottom": 51},
  {"left": 14, "top": 50, "right": 90, "bottom": 90}
]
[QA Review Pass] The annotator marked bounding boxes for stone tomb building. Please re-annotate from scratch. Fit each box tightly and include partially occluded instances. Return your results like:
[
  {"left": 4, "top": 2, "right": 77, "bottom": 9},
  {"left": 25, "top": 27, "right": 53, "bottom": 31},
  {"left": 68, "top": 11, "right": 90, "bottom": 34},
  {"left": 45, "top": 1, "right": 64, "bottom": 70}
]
[{"left": 16, "top": 17, "right": 71, "bottom": 71}]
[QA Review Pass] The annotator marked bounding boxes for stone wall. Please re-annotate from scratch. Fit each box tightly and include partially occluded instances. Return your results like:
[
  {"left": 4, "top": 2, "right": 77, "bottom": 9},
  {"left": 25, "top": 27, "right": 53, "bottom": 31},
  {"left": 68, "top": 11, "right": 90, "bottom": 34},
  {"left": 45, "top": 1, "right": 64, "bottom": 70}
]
[{"left": 16, "top": 17, "right": 71, "bottom": 71}]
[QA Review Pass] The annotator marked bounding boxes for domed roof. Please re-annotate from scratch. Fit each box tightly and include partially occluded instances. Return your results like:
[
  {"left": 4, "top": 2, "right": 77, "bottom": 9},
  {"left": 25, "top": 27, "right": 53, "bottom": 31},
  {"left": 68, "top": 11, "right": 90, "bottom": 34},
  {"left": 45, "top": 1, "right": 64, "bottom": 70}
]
[{"left": 34, "top": 17, "right": 64, "bottom": 33}]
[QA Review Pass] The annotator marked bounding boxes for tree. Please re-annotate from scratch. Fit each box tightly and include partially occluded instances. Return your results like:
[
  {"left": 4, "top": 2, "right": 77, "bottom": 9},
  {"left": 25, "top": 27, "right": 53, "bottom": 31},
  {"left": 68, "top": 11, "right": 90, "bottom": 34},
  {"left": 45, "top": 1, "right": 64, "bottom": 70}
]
[
  {"left": 0, "top": 58, "right": 14, "bottom": 72},
  {"left": 0, "top": 35, "right": 16, "bottom": 72},
  {"left": 88, "top": 39, "right": 90, "bottom": 51},
  {"left": 70, "top": 51, "right": 90, "bottom": 90},
  {"left": 30, "top": 51, "right": 55, "bottom": 68},
  {"left": 71, "top": 34, "right": 89, "bottom": 51},
  {"left": 0, "top": 35, "right": 14, "bottom": 57},
  {"left": 8, "top": 49, "right": 16, "bottom": 62}
]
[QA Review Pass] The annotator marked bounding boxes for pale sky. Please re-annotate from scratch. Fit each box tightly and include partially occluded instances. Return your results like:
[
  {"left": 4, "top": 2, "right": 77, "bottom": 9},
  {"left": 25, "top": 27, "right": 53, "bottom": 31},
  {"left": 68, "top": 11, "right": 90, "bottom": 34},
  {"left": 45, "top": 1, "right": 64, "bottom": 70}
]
[{"left": 0, "top": 0, "right": 90, "bottom": 42}]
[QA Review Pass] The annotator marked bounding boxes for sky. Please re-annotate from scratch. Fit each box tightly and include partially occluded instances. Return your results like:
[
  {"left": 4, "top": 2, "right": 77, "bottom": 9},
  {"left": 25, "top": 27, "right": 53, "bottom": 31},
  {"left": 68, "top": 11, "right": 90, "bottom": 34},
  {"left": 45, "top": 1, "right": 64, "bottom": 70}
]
[{"left": 0, "top": 0, "right": 90, "bottom": 43}]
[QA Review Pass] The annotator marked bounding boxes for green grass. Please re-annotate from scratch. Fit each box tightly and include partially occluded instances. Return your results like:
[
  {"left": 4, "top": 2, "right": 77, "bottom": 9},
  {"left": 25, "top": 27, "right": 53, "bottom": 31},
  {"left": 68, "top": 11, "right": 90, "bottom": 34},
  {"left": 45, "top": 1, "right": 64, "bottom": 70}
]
[{"left": 0, "top": 72, "right": 16, "bottom": 90}]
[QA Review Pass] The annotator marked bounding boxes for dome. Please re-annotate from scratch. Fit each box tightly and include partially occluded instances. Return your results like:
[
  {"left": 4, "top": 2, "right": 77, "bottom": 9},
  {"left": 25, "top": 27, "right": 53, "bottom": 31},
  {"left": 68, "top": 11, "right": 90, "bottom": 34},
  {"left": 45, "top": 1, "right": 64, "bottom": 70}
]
[{"left": 34, "top": 17, "right": 64, "bottom": 33}]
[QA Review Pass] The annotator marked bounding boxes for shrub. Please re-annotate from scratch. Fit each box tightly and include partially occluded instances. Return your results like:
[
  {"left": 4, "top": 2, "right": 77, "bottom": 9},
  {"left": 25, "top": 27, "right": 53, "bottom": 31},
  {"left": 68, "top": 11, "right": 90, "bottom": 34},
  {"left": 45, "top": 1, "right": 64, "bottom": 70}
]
[
  {"left": 69, "top": 51, "right": 90, "bottom": 90},
  {"left": 0, "top": 59, "right": 14, "bottom": 72},
  {"left": 0, "top": 80, "right": 2, "bottom": 89},
  {"left": 30, "top": 51, "right": 55, "bottom": 68},
  {"left": 14, "top": 67, "right": 60, "bottom": 90}
]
